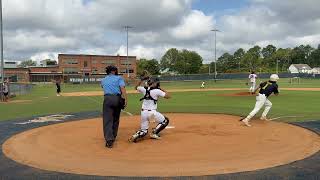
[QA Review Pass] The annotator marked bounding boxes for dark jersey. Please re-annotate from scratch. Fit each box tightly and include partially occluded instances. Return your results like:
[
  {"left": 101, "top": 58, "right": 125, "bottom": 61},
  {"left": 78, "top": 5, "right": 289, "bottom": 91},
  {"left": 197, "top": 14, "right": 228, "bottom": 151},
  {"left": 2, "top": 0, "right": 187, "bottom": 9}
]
[{"left": 259, "top": 81, "right": 279, "bottom": 97}]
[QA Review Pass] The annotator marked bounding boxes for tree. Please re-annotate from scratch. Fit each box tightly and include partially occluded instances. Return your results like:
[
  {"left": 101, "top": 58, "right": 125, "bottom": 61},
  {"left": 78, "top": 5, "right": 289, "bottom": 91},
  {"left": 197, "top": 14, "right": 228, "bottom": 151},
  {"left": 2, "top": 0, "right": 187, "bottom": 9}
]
[
  {"left": 215, "top": 53, "right": 234, "bottom": 73},
  {"left": 262, "top": 45, "right": 277, "bottom": 69},
  {"left": 262, "top": 45, "right": 277, "bottom": 59},
  {"left": 46, "top": 60, "right": 57, "bottom": 65},
  {"left": 18, "top": 60, "right": 37, "bottom": 67},
  {"left": 160, "top": 48, "right": 180, "bottom": 71},
  {"left": 308, "top": 47, "right": 320, "bottom": 67},
  {"left": 180, "top": 50, "right": 203, "bottom": 74},
  {"left": 290, "top": 45, "right": 314, "bottom": 64},
  {"left": 137, "top": 58, "right": 160, "bottom": 75},
  {"left": 233, "top": 48, "right": 245, "bottom": 72},
  {"left": 273, "top": 48, "right": 292, "bottom": 72},
  {"left": 242, "top": 46, "right": 262, "bottom": 71},
  {"left": 160, "top": 48, "right": 203, "bottom": 74}
]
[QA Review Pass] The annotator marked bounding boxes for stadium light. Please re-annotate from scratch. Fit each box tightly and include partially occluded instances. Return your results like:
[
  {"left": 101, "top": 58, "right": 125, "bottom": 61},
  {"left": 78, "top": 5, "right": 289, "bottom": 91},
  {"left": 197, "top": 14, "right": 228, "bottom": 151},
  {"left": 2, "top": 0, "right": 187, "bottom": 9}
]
[
  {"left": 0, "top": 0, "right": 4, "bottom": 83},
  {"left": 211, "top": 29, "right": 219, "bottom": 80},
  {"left": 124, "top": 26, "right": 133, "bottom": 78}
]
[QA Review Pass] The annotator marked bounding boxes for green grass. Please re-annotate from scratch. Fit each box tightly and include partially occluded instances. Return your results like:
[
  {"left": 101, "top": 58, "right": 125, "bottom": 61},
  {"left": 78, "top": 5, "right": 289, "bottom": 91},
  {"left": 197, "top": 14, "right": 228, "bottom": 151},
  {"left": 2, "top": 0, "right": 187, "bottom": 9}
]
[{"left": 1, "top": 78, "right": 319, "bottom": 122}]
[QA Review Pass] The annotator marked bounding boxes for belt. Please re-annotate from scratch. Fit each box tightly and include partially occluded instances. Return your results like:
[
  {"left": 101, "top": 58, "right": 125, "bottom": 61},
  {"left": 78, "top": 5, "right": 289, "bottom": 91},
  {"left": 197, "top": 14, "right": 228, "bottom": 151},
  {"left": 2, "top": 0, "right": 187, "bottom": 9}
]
[
  {"left": 141, "top": 109, "right": 155, "bottom": 111},
  {"left": 104, "top": 94, "right": 121, "bottom": 96}
]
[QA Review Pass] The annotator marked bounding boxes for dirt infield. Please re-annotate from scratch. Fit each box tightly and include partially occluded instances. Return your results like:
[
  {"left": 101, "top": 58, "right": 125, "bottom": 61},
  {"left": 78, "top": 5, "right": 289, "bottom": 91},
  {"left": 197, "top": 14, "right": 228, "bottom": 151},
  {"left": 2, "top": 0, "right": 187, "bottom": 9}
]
[
  {"left": 62, "top": 88, "right": 320, "bottom": 97},
  {"left": 3, "top": 114, "right": 320, "bottom": 177}
]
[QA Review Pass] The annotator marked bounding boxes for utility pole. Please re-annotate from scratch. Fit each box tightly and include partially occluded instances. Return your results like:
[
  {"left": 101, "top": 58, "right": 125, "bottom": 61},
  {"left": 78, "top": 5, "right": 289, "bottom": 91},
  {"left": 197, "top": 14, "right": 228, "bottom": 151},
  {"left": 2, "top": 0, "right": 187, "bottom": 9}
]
[
  {"left": 276, "top": 59, "right": 279, "bottom": 74},
  {"left": 124, "top": 26, "right": 133, "bottom": 78},
  {"left": 0, "top": 0, "right": 4, "bottom": 83},
  {"left": 211, "top": 29, "right": 219, "bottom": 80}
]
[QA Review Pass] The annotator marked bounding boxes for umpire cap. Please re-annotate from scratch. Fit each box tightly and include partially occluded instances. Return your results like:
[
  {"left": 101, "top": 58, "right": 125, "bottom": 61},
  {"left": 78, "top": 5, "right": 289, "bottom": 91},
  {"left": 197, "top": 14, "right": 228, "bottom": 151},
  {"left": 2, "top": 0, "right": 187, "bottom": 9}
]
[{"left": 106, "top": 65, "right": 118, "bottom": 75}]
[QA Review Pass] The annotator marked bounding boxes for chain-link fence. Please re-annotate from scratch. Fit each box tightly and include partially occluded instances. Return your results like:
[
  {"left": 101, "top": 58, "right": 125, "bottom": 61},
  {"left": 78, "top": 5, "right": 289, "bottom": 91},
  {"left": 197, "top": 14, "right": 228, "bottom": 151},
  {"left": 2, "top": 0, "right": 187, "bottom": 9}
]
[{"left": 0, "top": 83, "right": 34, "bottom": 101}]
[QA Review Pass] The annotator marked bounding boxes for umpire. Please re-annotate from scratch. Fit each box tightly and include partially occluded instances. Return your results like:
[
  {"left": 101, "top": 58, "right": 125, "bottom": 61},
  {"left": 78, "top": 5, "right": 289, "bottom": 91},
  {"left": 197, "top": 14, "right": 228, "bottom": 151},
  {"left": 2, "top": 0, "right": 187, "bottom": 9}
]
[{"left": 101, "top": 65, "right": 127, "bottom": 148}]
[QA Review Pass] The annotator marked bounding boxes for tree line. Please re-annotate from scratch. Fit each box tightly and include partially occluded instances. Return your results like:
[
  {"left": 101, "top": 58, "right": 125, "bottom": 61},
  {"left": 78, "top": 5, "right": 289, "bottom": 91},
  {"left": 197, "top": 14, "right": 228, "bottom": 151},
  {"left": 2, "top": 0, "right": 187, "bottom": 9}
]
[{"left": 138, "top": 44, "right": 320, "bottom": 75}]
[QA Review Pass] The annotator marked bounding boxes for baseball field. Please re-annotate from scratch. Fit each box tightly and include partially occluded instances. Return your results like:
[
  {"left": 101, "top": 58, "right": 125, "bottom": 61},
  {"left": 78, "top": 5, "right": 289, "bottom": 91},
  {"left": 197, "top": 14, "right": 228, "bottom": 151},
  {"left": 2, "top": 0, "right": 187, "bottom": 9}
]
[
  {"left": 1, "top": 78, "right": 320, "bottom": 179},
  {"left": 1, "top": 78, "right": 320, "bottom": 121}
]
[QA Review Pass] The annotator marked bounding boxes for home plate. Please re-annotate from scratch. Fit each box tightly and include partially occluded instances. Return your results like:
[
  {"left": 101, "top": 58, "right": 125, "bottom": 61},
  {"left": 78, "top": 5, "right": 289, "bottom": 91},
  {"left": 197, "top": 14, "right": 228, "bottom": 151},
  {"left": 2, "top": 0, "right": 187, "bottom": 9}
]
[{"left": 166, "top": 126, "right": 175, "bottom": 129}]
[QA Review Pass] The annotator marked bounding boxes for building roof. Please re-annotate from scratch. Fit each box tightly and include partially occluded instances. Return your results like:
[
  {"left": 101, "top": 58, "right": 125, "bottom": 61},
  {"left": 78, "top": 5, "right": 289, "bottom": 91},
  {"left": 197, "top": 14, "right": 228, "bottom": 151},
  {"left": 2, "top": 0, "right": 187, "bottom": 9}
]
[
  {"left": 58, "top": 54, "right": 136, "bottom": 58},
  {"left": 28, "top": 65, "right": 59, "bottom": 68},
  {"left": 291, "top": 64, "right": 312, "bottom": 70},
  {"left": 312, "top": 67, "right": 320, "bottom": 70}
]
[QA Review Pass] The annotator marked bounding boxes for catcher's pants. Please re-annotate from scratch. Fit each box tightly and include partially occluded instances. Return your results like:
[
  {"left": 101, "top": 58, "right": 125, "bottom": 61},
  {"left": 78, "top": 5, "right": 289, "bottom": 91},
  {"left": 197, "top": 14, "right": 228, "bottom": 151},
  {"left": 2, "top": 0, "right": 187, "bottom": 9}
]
[
  {"left": 249, "top": 82, "right": 256, "bottom": 93},
  {"left": 245, "top": 93, "right": 272, "bottom": 121},
  {"left": 140, "top": 109, "right": 166, "bottom": 130}
]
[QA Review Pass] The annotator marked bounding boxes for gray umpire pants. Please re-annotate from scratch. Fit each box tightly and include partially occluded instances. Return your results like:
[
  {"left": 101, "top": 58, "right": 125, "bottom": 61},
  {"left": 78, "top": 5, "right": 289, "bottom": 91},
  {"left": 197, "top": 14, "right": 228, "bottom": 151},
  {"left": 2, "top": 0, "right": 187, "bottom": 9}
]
[{"left": 103, "top": 95, "right": 121, "bottom": 142}]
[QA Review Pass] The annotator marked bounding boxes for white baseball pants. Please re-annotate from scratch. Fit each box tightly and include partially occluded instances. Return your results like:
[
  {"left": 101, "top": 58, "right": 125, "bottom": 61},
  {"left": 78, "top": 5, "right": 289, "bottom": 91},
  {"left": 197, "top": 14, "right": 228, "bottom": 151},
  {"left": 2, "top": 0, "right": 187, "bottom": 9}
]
[
  {"left": 140, "top": 110, "right": 166, "bottom": 130},
  {"left": 249, "top": 82, "right": 256, "bottom": 93},
  {"left": 245, "top": 93, "right": 272, "bottom": 121}
]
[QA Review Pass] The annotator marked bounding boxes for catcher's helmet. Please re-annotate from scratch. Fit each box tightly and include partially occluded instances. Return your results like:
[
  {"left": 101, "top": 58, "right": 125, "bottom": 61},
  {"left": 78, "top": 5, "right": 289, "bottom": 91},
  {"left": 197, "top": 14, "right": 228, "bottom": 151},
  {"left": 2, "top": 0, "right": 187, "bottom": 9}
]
[
  {"left": 147, "top": 77, "right": 160, "bottom": 88},
  {"left": 270, "top": 74, "right": 279, "bottom": 81}
]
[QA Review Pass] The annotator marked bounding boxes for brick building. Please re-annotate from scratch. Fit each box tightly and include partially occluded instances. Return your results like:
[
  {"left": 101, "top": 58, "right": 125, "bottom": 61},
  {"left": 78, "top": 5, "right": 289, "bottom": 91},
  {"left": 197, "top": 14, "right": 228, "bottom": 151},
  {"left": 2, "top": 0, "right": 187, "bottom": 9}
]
[
  {"left": 58, "top": 54, "right": 137, "bottom": 83},
  {"left": 2, "top": 54, "right": 137, "bottom": 83},
  {"left": 29, "top": 65, "right": 61, "bottom": 82},
  {"left": 3, "top": 68, "right": 30, "bottom": 82}
]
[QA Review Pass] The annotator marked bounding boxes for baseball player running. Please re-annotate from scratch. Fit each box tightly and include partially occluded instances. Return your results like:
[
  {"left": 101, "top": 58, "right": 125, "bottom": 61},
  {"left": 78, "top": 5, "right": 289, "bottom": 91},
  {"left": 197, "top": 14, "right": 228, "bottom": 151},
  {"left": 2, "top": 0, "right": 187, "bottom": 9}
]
[
  {"left": 248, "top": 71, "right": 258, "bottom": 94},
  {"left": 128, "top": 77, "right": 171, "bottom": 143},
  {"left": 241, "top": 74, "right": 279, "bottom": 127}
]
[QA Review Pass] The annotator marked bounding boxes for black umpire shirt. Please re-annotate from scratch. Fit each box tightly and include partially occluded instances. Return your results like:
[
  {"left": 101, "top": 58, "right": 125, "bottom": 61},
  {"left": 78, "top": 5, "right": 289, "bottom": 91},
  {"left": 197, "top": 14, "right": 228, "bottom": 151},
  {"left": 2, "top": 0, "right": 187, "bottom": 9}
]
[{"left": 259, "top": 81, "right": 279, "bottom": 97}]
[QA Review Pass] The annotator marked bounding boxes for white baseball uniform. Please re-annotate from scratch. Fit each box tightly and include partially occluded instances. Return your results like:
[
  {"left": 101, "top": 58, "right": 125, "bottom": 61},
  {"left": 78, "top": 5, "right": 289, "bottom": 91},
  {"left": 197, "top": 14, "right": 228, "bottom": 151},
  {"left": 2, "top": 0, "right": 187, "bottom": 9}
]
[
  {"left": 137, "top": 86, "right": 166, "bottom": 131},
  {"left": 201, "top": 81, "right": 205, "bottom": 88},
  {"left": 248, "top": 74, "right": 257, "bottom": 93}
]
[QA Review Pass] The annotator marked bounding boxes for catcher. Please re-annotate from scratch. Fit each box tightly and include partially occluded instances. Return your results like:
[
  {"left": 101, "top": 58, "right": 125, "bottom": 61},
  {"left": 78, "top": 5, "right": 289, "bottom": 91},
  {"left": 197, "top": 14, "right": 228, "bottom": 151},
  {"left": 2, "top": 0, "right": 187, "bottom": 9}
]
[
  {"left": 128, "top": 71, "right": 171, "bottom": 143},
  {"left": 241, "top": 74, "right": 279, "bottom": 127}
]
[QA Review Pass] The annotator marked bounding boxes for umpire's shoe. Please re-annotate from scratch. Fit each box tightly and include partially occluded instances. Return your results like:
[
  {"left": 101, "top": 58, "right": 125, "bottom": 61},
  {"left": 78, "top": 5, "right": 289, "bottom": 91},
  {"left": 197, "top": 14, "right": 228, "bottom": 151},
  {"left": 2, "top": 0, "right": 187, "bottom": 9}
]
[{"left": 105, "top": 140, "right": 114, "bottom": 148}]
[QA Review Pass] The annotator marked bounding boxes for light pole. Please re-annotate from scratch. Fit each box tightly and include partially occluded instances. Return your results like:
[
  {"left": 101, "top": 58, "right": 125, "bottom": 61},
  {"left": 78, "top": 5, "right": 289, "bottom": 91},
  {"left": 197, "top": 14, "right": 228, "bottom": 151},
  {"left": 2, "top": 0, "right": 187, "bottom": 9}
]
[
  {"left": 124, "top": 26, "right": 132, "bottom": 78},
  {"left": 0, "top": 0, "right": 4, "bottom": 83},
  {"left": 211, "top": 29, "right": 219, "bottom": 80}
]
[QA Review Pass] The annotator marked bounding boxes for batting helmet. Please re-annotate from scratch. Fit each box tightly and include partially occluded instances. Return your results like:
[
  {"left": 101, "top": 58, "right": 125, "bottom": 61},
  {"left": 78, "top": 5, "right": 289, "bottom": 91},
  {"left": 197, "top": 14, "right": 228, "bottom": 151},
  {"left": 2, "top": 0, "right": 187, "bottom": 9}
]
[{"left": 270, "top": 74, "right": 279, "bottom": 81}]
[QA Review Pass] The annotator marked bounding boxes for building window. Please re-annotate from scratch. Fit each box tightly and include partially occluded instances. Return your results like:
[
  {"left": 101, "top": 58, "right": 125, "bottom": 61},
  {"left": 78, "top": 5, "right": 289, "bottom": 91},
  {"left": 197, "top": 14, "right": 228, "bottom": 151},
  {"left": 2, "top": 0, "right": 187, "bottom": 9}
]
[
  {"left": 63, "top": 68, "right": 79, "bottom": 74},
  {"left": 92, "top": 69, "right": 98, "bottom": 74},
  {"left": 92, "top": 60, "right": 97, "bottom": 64},
  {"left": 119, "top": 69, "right": 134, "bottom": 73},
  {"left": 120, "top": 60, "right": 132, "bottom": 65},
  {"left": 64, "top": 59, "right": 78, "bottom": 65},
  {"left": 102, "top": 60, "right": 116, "bottom": 65},
  {"left": 84, "top": 61, "right": 88, "bottom": 67}
]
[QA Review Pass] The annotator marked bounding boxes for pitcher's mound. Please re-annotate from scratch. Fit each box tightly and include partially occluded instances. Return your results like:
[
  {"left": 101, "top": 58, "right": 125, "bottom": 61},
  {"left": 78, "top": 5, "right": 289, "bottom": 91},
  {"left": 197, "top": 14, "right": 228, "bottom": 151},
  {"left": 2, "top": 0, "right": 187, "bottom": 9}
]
[{"left": 3, "top": 114, "right": 320, "bottom": 177}]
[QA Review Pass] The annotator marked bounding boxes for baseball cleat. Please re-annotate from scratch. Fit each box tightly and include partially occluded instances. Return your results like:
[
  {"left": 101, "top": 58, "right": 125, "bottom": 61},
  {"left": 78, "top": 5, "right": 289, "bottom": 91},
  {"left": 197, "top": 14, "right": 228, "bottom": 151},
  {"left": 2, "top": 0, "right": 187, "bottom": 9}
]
[
  {"left": 260, "top": 116, "right": 271, "bottom": 121},
  {"left": 128, "top": 135, "right": 139, "bottom": 143},
  {"left": 150, "top": 133, "right": 161, "bottom": 140},
  {"left": 241, "top": 118, "right": 251, "bottom": 127}
]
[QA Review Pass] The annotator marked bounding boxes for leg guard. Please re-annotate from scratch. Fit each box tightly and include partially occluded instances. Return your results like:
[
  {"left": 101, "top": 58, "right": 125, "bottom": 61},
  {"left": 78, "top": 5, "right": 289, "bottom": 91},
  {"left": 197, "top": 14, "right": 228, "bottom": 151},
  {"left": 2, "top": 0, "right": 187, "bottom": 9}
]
[
  {"left": 152, "top": 117, "right": 169, "bottom": 135},
  {"left": 128, "top": 129, "right": 148, "bottom": 143}
]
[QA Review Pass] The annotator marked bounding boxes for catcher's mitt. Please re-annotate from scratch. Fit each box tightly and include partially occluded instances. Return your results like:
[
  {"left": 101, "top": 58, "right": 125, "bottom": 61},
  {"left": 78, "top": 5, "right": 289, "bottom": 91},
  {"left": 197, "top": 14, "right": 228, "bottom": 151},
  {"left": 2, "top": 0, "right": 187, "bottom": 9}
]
[{"left": 140, "top": 70, "right": 151, "bottom": 81}]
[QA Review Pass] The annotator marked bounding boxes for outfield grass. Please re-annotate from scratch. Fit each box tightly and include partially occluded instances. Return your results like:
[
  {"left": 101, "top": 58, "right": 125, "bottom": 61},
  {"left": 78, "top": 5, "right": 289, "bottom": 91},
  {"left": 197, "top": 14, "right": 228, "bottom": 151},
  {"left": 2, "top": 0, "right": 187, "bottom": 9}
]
[{"left": 0, "top": 78, "right": 319, "bottom": 122}]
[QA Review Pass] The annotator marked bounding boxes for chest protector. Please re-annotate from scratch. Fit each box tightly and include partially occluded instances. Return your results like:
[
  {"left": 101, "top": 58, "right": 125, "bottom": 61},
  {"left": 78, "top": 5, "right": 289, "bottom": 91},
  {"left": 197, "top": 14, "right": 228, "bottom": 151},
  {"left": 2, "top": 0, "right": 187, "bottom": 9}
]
[{"left": 140, "top": 87, "right": 158, "bottom": 104}]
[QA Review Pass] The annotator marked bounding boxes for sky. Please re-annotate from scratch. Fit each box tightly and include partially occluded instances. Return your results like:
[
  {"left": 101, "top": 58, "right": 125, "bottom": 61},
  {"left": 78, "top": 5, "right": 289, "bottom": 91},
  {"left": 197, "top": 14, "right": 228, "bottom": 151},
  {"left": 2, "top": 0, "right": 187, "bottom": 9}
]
[{"left": 2, "top": 0, "right": 320, "bottom": 63}]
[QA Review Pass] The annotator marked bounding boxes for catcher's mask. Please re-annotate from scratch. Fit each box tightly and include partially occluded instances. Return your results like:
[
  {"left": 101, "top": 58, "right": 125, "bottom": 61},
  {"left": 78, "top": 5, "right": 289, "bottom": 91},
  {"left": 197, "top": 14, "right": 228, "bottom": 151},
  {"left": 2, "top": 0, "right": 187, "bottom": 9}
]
[
  {"left": 106, "top": 65, "right": 118, "bottom": 75},
  {"left": 147, "top": 77, "right": 160, "bottom": 88}
]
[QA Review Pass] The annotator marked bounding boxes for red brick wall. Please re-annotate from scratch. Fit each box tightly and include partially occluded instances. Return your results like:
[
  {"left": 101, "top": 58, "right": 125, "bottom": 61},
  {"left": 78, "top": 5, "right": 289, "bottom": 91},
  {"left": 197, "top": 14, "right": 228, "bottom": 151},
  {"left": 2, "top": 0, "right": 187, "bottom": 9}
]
[
  {"left": 4, "top": 68, "right": 30, "bottom": 82},
  {"left": 58, "top": 54, "right": 137, "bottom": 79},
  {"left": 29, "top": 66, "right": 59, "bottom": 73}
]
